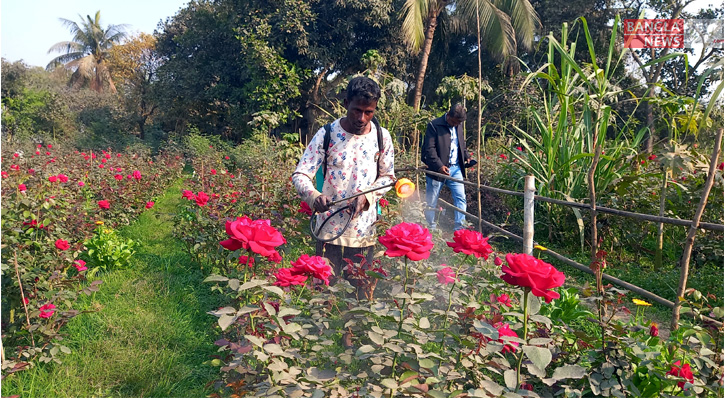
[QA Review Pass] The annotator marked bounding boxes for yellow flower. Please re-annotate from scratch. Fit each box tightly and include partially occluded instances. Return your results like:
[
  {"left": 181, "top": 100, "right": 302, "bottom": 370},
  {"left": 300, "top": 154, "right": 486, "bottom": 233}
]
[
  {"left": 534, "top": 245, "right": 548, "bottom": 251},
  {"left": 95, "top": 221, "right": 104, "bottom": 225},
  {"left": 633, "top": 299, "right": 652, "bottom": 307}
]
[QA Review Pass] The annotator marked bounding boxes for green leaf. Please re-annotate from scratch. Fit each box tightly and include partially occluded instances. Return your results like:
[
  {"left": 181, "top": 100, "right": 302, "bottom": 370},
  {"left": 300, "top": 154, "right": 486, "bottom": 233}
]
[
  {"left": 381, "top": 378, "right": 398, "bottom": 390},
  {"left": 419, "top": 358, "right": 435, "bottom": 370},
  {"left": 278, "top": 307, "right": 302, "bottom": 318},
  {"left": 60, "top": 346, "right": 71, "bottom": 354},
  {"left": 526, "top": 293, "right": 541, "bottom": 315},
  {"left": 228, "top": 279, "right": 240, "bottom": 291},
  {"left": 504, "top": 370, "right": 517, "bottom": 389},
  {"left": 551, "top": 364, "right": 586, "bottom": 381},
  {"left": 262, "top": 285, "right": 284, "bottom": 297},
  {"left": 368, "top": 331, "right": 385, "bottom": 346},
  {"left": 218, "top": 314, "right": 237, "bottom": 331},
  {"left": 419, "top": 317, "right": 430, "bottom": 329},
  {"left": 203, "top": 274, "right": 229, "bottom": 282},
  {"left": 356, "top": 345, "right": 375, "bottom": 355},
  {"left": 523, "top": 345, "right": 552, "bottom": 371}
]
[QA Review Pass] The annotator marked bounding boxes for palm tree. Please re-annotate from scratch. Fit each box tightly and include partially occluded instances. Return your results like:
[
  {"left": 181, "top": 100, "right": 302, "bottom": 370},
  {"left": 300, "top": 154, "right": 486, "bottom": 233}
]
[
  {"left": 402, "top": 0, "right": 540, "bottom": 111},
  {"left": 46, "top": 11, "right": 128, "bottom": 93}
]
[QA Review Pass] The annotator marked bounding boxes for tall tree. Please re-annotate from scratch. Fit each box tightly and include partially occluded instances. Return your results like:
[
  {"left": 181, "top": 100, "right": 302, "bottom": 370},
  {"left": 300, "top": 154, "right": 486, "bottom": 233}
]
[
  {"left": 402, "top": 0, "right": 540, "bottom": 111},
  {"left": 107, "top": 33, "right": 162, "bottom": 139},
  {"left": 46, "top": 11, "right": 128, "bottom": 93}
]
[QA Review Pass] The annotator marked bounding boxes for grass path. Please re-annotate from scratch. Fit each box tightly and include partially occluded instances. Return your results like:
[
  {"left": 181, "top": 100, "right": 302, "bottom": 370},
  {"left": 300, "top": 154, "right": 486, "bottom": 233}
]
[{"left": 2, "top": 178, "right": 224, "bottom": 397}]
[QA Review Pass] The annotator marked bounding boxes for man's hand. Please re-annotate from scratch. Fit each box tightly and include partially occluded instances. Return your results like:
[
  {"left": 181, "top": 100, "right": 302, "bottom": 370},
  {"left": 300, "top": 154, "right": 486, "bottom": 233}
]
[
  {"left": 313, "top": 195, "right": 332, "bottom": 212},
  {"left": 438, "top": 165, "right": 450, "bottom": 175},
  {"left": 348, "top": 195, "right": 369, "bottom": 216}
]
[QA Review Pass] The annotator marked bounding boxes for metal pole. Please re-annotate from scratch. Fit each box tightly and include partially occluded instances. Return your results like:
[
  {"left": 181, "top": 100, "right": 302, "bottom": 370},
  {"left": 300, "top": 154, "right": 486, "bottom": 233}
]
[{"left": 523, "top": 175, "right": 535, "bottom": 255}]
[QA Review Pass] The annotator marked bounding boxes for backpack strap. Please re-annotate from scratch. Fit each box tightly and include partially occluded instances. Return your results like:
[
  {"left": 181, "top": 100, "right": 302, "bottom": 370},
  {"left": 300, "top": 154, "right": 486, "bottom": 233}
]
[{"left": 315, "top": 123, "right": 332, "bottom": 193}]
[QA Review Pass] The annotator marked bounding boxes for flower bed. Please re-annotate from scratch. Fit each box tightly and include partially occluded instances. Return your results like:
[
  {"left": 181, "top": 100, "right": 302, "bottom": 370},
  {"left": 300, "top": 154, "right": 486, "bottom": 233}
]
[
  {"left": 174, "top": 141, "right": 723, "bottom": 397},
  {"left": 1, "top": 142, "right": 184, "bottom": 373}
]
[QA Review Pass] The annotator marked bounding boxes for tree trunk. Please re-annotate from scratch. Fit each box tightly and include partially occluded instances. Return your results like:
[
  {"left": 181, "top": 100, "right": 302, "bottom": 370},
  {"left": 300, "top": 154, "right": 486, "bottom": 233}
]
[
  {"left": 411, "top": 9, "right": 441, "bottom": 111},
  {"left": 671, "top": 127, "right": 723, "bottom": 330}
]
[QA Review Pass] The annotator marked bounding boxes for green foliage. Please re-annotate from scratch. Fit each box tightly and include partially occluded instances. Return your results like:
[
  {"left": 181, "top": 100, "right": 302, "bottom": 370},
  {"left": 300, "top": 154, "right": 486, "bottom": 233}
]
[
  {"left": 83, "top": 226, "right": 137, "bottom": 276},
  {"left": 541, "top": 287, "right": 595, "bottom": 325}
]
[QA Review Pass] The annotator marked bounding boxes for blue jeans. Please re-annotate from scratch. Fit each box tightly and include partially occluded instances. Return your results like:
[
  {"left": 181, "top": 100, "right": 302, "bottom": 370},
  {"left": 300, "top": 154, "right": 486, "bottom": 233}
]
[{"left": 425, "top": 164, "right": 467, "bottom": 230}]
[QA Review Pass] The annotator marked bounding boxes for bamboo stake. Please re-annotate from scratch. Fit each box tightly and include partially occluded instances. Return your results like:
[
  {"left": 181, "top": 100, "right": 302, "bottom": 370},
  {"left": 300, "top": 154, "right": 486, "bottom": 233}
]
[
  {"left": 671, "top": 128, "right": 723, "bottom": 330},
  {"left": 655, "top": 166, "right": 668, "bottom": 269},
  {"left": 475, "top": 0, "right": 483, "bottom": 232},
  {"left": 14, "top": 250, "right": 35, "bottom": 348},
  {"left": 523, "top": 176, "right": 535, "bottom": 255}
]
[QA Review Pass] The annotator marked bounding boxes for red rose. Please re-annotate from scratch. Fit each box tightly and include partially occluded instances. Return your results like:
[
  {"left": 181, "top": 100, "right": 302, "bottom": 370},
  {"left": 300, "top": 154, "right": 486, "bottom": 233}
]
[
  {"left": 499, "top": 154, "right": 508, "bottom": 160},
  {"left": 298, "top": 201, "right": 314, "bottom": 216},
  {"left": 516, "top": 146, "right": 523, "bottom": 151},
  {"left": 182, "top": 190, "right": 195, "bottom": 200},
  {"left": 57, "top": 174, "right": 69, "bottom": 183},
  {"left": 48, "top": 175, "right": 58, "bottom": 183},
  {"left": 132, "top": 170, "right": 142, "bottom": 180},
  {"left": 378, "top": 222, "right": 434, "bottom": 261},
  {"left": 648, "top": 154, "right": 657, "bottom": 160},
  {"left": 145, "top": 201, "right": 154, "bottom": 209},
  {"left": 493, "top": 322, "right": 519, "bottom": 354},
  {"left": 273, "top": 268, "right": 308, "bottom": 287},
  {"left": 18, "top": 184, "right": 27, "bottom": 192},
  {"left": 225, "top": 156, "right": 230, "bottom": 160},
  {"left": 55, "top": 239, "right": 70, "bottom": 251},
  {"left": 1, "top": 171, "right": 8, "bottom": 179},
  {"left": 98, "top": 200, "right": 111, "bottom": 209},
  {"left": 74, "top": 260, "right": 87, "bottom": 272},
  {"left": 719, "top": 162, "right": 724, "bottom": 171},
  {"left": 194, "top": 191, "right": 210, "bottom": 206},
  {"left": 220, "top": 217, "right": 286, "bottom": 257},
  {"left": 114, "top": 174, "right": 123, "bottom": 181},
  {"left": 501, "top": 253, "right": 565, "bottom": 303},
  {"left": 667, "top": 361, "right": 694, "bottom": 389},
  {"left": 496, "top": 293, "right": 512, "bottom": 307},
  {"left": 238, "top": 255, "right": 255, "bottom": 267},
  {"left": 379, "top": 198, "right": 389, "bottom": 207},
  {"left": 210, "top": 169, "right": 217, "bottom": 175},
  {"left": 446, "top": 229, "right": 493, "bottom": 259},
  {"left": 494, "top": 256, "right": 503, "bottom": 266},
  {"left": 39, "top": 303, "right": 56, "bottom": 318},
  {"left": 650, "top": 323, "right": 659, "bottom": 337},
  {"left": 289, "top": 254, "right": 333, "bottom": 285},
  {"left": 437, "top": 266, "right": 456, "bottom": 284},
  {"left": 267, "top": 251, "right": 283, "bottom": 264}
]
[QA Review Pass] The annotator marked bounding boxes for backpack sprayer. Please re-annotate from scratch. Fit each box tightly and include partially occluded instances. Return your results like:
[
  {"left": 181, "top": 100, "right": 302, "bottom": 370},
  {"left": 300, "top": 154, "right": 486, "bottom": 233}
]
[{"left": 310, "top": 178, "right": 415, "bottom": 242}]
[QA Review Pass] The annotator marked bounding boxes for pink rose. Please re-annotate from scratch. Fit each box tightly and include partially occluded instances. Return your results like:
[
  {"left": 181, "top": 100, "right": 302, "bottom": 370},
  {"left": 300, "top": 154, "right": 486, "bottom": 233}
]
[
  {"left": 220, "top": 217, "right": 286, "bottom": 257},
  {"left": 194, "top": 191, "right": 209, "bottom": 206},
  {"left": 98, "top": 200, "right": 110, "bottom": 209},
  {"left": 437, "top": 267, "right": 457, "bottom": 284},
  {"left": 289, "top": 254, "right": 333, "bottom": 285},
  {"left": 145, "top": 201, "right": 154, "bottom": 209},
  {"left": 378, "top": 222, "right": 434, "bottom": 261},
  {"left": 57, "top": 174, "right": 69, "bottom": 183},
  {"left": 74, "top": 260, "right": 87, "bottom": 272}
]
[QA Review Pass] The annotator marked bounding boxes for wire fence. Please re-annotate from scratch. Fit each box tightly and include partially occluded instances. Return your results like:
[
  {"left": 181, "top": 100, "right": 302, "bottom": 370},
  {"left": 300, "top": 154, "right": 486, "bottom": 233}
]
[{"left": 399, "top": 167, "right": 723, "bottom": 327}]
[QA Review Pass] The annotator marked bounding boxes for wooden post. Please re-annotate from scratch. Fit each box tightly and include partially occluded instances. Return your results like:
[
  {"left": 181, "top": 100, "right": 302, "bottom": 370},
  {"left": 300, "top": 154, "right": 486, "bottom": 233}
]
[
  {"left": 523, "top": 175, "right": 535, "bottom": 255},
  {"left": 671, "top": 128, "right": 723, "bottom": 330}
]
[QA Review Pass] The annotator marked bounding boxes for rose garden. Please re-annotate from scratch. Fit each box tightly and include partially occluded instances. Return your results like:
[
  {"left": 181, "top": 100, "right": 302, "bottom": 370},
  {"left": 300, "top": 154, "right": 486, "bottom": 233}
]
[{"left": 2, "top": 0, "right": 724, "bottom": 397}]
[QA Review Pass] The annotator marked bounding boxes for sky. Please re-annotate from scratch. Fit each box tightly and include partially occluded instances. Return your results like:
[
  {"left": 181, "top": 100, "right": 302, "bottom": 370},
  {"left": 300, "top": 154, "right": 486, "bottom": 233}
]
[
  {"left": 0, "top": 0, "right": 721, "bottom": 69},
  {"left": 1, "top": 0, "right": 190, "bottom": 68}
]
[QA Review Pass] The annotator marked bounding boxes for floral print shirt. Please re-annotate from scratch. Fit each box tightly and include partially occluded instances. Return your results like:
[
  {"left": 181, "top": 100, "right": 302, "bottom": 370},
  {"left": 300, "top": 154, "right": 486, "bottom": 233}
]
[{"left": 292, "top": 119, "right": 395, "bottom": 247}]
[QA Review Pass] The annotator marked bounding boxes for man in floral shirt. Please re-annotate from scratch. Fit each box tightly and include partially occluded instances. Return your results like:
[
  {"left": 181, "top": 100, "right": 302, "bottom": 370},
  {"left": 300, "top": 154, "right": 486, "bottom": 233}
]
[{"left": 292, "top": 76, "right": 395, "bottom": 298}]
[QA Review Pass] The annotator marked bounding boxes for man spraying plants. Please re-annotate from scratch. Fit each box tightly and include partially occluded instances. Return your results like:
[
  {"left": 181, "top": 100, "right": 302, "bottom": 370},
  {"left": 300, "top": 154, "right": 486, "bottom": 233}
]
[{"left": 291, "top": 76, "right": 397, "bottom": 300}]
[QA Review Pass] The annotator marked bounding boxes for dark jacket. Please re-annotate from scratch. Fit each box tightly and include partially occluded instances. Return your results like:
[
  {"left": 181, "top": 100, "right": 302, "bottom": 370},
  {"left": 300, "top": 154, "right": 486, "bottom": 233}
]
[{"left": 421, "top": 114, "right": 470, "bottom": 182}]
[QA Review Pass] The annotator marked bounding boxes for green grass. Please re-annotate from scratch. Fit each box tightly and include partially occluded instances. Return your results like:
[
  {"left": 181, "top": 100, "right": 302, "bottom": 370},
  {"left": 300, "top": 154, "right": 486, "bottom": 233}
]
[{"left": 2, "top": 178, "right": 225, "bottom": 397}]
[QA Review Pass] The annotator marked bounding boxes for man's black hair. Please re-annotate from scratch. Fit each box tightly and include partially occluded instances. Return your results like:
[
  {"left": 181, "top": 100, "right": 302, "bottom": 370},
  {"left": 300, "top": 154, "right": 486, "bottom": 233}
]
[
  {"left": 449, "top": 103, "right": 467, "bottom": 120},
  {"left": 346, "top": 76, "right": 381, "bottom": 103}
]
